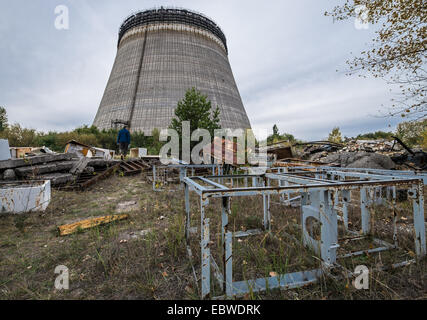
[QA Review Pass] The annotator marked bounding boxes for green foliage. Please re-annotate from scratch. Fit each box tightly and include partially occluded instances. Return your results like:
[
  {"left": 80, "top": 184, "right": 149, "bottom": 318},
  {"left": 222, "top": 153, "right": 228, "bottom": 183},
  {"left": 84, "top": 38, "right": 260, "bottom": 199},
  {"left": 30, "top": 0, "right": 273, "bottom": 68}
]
[
  {"left": 170, "top": 87, "right": 221, "bottom": 138},
  {"left": 395, "top": 120, "right": 427, "bottom": 148},
  {"left": 0, "top": 107, "right": 7, "bottom": 131},
  {"left": 0, "top": 122, "right": 165, "bottom": 155},
  {"left": 328, "top": 127, "right": 343, "bottom": 144},
  {"left": 267, "top": 125, "right": 296, "bottom": 145},
  {"left": 422, "top": 128, "right": 427, "bottom": 150},
  {"left": 273, "top": 124, "right": 279, "bottom": 136},
  {"left": 0, "top": 123, "right": 38, "bottom": 147},
  {"left": 356, "top": 131, "right": 394, "bottom": 140},
  {"left": 130, "top": 128, "right": 164, "bottom": 155}
]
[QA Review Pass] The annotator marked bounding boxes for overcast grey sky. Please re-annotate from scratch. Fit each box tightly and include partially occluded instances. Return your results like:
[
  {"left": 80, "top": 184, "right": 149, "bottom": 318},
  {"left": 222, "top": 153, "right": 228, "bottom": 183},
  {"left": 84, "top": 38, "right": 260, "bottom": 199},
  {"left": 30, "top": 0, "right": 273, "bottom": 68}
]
[{"left": 0, "top": 0, "right": 401, "bottom": 140}]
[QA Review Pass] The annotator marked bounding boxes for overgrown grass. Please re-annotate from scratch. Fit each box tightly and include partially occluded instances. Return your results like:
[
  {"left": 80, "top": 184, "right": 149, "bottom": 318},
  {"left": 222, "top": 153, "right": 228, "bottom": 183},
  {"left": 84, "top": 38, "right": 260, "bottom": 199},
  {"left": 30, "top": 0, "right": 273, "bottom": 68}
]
[{"left": 0, "top": 174, "right": 425, "bottom": 300}]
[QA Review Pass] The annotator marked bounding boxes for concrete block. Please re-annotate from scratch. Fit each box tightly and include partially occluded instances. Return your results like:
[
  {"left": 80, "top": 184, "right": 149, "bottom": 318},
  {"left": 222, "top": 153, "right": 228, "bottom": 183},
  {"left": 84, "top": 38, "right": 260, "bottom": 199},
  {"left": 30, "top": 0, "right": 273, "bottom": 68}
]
[
  {"left": 0, "top": 180, "right": 51, "bottom": 214},
  {"left": 0, "top": 153, "right": 76, "bottom": 170},
  {"left": 3, "top": 169, "right": 16, "bottom": 181}
]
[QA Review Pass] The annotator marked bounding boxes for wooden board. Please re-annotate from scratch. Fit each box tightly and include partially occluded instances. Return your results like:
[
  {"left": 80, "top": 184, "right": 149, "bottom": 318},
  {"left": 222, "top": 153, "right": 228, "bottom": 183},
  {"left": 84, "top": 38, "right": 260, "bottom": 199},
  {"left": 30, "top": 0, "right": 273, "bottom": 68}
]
[{"left": 58, "top": 214, "right": 128, "bottom": 236}]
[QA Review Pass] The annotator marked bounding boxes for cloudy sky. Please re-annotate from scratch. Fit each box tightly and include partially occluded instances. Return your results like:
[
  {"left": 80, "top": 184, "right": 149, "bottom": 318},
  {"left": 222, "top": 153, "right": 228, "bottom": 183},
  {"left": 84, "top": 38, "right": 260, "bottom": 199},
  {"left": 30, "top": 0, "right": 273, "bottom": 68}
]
[{"left": 0, "top": 0, "right": 401, "bottom": 140}]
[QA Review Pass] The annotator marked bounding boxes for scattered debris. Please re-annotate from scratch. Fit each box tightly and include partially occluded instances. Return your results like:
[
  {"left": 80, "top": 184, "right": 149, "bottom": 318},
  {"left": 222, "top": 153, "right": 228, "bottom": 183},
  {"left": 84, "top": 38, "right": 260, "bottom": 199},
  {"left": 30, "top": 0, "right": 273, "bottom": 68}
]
[
  {"left": 59, "top": 163, "right": 120, "bottom": 191},
  {"left": 267, "top": 141, "right": 293, "bottom": 161},
  {"left": 297, "top": 138, "right": 426, "bottom": 170},
  {"left": 92, "top": 147, "right": 115, "bottom": 160},
  {"left": 58, "top": 214, "right": 129, "bottom": 236},
  {"left": 297, "top": 141, "right": 343, "bottom": 160},
  {"left": 27, "top": 146, "right": 55, "bottom": 155},
  {"left": 130, "top": 148, "right": 148, "bottom": 158},
  {"left": 120, "top": 159, "right": 150, "bottom": 175},
  {"left": 9, "top": 147, "right": 33, "bottom": 159},
  {"left": 119, "top": 228, "right": 152, "bottom": 241},
  {"left": 3, "top": 169, "right": 16, "bottom": 181},
  {"left": 70, "top": 157, "right": 90, "bottom": 175},
  {"left": 390, "top": 136, "right": 427, "bottom": 170},
  {"left": 64, "top": 140, "right": 96, "bottom": 158},
  {"left": 341, "top": 139, "right": 395, "bottom": 153},
  {"left": 117, "top": 201, "right": 138, "bottom": 213},
  {"left": 321, "top": 152, "right": 396, "bottom": 170}
]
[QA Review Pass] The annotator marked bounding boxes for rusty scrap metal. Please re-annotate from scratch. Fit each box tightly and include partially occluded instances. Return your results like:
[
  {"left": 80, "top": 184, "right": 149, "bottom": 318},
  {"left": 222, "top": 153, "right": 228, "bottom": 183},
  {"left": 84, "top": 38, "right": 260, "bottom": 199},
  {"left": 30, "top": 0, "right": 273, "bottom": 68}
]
[
  {"left": 120, "top": 159, "right": 150, "bottom": 176},
  {"left": 59, "top": 163, "right": 120, "bottom": 191}
]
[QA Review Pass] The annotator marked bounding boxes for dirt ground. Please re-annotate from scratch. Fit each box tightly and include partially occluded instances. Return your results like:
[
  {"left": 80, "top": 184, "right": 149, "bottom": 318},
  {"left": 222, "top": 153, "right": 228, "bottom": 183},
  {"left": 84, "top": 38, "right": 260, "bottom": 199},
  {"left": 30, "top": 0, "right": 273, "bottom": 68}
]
[{"left": 0, "top": 172, "right": 425, "bottom": 300}]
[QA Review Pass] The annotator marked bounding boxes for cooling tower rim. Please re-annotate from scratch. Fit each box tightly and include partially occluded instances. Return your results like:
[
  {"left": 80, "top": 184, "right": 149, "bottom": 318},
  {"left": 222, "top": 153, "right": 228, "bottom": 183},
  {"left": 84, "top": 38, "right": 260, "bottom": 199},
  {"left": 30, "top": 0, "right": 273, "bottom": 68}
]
[{"left": 118, "top": 7, "right": 228, "bottom": 53}]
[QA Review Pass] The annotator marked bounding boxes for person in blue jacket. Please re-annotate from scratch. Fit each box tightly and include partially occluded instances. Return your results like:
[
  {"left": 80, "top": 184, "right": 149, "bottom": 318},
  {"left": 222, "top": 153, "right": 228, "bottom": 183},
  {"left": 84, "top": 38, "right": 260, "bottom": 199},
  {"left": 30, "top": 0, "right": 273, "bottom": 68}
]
[{"left": 117, "top": 125, "right": 131, "bottom": 160}]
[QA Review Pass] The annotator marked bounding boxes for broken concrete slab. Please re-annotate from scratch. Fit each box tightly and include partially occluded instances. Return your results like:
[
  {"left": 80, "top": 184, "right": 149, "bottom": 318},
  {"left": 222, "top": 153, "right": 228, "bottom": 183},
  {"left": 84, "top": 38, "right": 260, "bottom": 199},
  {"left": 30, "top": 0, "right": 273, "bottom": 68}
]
[
  {"left": 0, "top": 180, "right": 51, "bottom": 214},
  {"left": 85, "top": 166, "right": 95, "bottom": 174},
  {"left": 87, "top": 159, "right": 120, "bottom": 168},
  {"left": 15, "top": 161, "right": 76, "bottom": 177},
  {"left": 70, "top": 157, "right": 90, "bottom": 175},
  {"left": 3, "top": 169, "right": 16, "bottom": 181},
  {"left": 0, "top": 153, "right": 76, "bottom": 170},
  {"left": 35, "top": 173, "right": 75, "bottom": 186}
]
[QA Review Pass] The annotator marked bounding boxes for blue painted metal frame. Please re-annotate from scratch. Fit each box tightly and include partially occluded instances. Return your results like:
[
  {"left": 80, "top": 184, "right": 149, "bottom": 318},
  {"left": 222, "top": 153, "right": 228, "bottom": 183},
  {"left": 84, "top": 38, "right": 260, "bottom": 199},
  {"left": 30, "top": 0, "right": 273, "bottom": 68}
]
[
  {"left": 183, "top": 166, "right": 426, "bottom": 299},
  {"left": 152, "top": 163, "right": 222, "bottom": 191}
]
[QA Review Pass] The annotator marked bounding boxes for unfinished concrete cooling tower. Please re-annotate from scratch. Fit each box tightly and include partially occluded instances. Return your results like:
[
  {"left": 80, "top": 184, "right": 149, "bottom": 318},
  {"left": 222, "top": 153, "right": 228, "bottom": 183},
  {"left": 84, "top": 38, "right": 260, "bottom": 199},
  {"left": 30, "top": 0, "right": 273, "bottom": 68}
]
[{"left": 93, "top": 8, "right": 252, "bottom": 134}]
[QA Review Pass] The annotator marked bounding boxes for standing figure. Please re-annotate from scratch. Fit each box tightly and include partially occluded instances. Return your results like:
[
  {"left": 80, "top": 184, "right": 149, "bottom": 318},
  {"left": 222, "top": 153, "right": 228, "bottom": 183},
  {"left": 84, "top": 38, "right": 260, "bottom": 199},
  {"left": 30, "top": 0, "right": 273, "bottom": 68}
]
[{"left": 117, "top": 125, "right": 131, "bottom": 160}]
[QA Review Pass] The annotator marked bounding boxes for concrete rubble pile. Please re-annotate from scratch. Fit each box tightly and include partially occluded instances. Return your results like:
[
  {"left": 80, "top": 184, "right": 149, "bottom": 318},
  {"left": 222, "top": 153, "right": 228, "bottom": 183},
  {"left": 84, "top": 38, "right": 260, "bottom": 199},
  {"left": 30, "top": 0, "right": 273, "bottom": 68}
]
[
  {"left": 0, "top": 151, "right": 120, "bottom": 187},
  {"left": 302, "top": 139, "right": 424, "bottom": 170}
]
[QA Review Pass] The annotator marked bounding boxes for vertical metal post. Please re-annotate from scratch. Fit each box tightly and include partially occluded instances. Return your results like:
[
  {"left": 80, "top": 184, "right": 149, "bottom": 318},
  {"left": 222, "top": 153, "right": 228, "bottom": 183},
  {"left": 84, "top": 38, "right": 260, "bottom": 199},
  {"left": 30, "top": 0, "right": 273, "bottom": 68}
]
[
  {"left": 225, "top": 231, "right": 233, "bottom": 297},
  {"left": 201, "top": 196, "right": 210, "bottom": 299},
  {"left": 300, "top": 191, "right": 309, "bottom": 226},
  {"left": 152, "top": 165, "right": 156, "bottom": 190},
  {"left": 263, "top": 178, "right": 271, "bottom": 231},
  {"left": 201, "top": 217, "right": 210, "bottom": 299},
  {"left": 320, "top": 190, "right": 338, "bottom": 265},
  {"left": 360, "top": 187, "right": 371, "bottom": 234},
  {"left": 341, "top": 190, "right": 351, "bottom": 231},
  {"left": 185, "top": 184, "right": 190, "bottom": 241},
  {"left": 221, "top": 197, "right": 229, "bottom": 245},
  {"left": 410, "top": 183, "right": 426, "bottom": 257},
  {"left": 392, "top": 186, "right": 398, "bottom": 246},
  {"left": 267, "top": 178, "right": 271, "bottom": 231}
]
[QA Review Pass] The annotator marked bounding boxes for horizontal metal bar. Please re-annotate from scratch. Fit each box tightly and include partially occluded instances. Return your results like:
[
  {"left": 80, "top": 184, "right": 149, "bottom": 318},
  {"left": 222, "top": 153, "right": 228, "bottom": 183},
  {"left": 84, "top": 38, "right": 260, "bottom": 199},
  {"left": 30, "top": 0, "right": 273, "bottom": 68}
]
[
  {"left": 338, "top": 246, "right": 395, "bottom": 258},
  {"left": 230, "top": 269, "right": 322, "bottom": 296},
  {"left": 193, "top": 178, "right": 420, "bottom": 198},
  {"left": 233, "top": 229, "right": 263, "bottom": 238},
  {"left": 266, "top": 173, "right": 335, "bottom": 185},
  {"left": 197, "top": 177, "right": 229, "bottom": 190}
]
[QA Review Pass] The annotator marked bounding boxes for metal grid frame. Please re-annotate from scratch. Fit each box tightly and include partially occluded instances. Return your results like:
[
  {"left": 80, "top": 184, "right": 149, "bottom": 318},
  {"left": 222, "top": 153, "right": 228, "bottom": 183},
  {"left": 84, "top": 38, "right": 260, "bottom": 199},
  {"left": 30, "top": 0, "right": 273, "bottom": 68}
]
[
  {"left": 152, "top": 163, "right": 222, "bottom": 191},
  {"left": 182, "top": 167, "right": 426, "bottom": 299}
]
